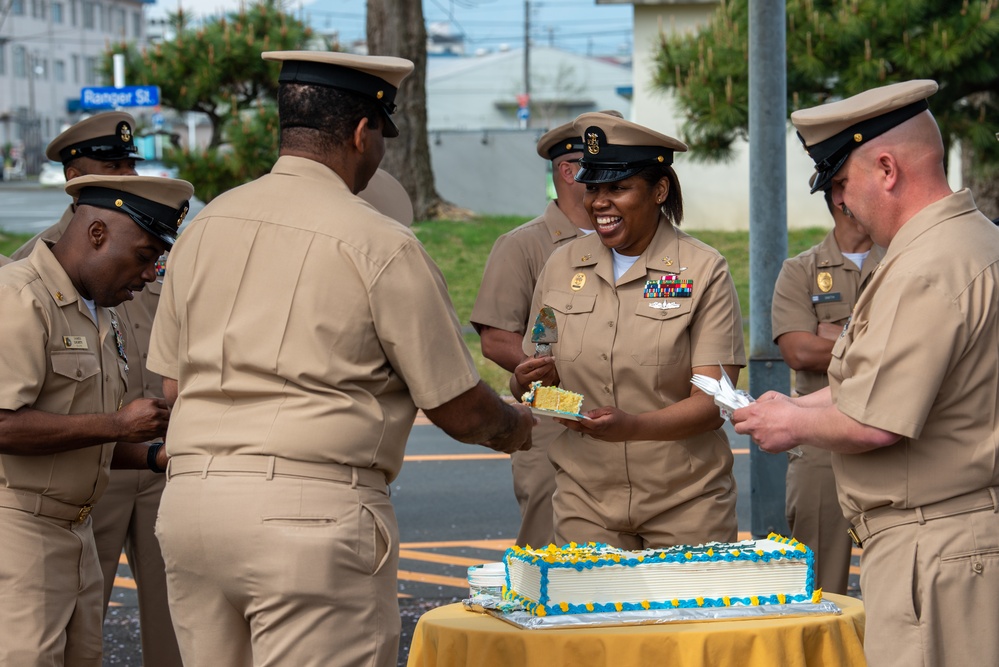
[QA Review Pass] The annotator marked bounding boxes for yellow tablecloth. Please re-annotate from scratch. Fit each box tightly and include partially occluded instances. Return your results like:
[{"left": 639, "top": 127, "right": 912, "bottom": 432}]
[{"left": 406, "top": 593, "right": 866, "bottom": 667}]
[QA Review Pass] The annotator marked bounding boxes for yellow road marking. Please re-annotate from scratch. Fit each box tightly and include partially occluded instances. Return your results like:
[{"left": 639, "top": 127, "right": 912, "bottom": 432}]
[
  {"left": 405, "top": 454, "right": 509, "bottom": 462},
  {"left": 398, "top": 569, "right": 469, "bottom": 589},
  {"left": 399, "top": 550, "right": 493, "bottom": 567},
  {"left": 401, "top": 539, "right": 512, "bottom": 550}
]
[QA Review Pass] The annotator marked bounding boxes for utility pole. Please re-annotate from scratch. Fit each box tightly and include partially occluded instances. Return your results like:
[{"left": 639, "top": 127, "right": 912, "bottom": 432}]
[
  {"left": 522, "top": 0, "right": 530, "bottom": 129},
  {"left": 748, "top": 0, "right": 790, "bottom": 537}
]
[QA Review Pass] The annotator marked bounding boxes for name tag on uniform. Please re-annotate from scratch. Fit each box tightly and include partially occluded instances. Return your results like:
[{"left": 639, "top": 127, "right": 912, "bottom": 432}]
[
  {"left": 811, "top": 292, "right": 842, "bottom": 304},
  {"left": 63, "top": 336, "right": 89, "bottom": 349}
]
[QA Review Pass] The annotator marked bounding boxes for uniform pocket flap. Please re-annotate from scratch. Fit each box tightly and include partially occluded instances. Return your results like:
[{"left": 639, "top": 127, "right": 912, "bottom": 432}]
[
  {"left": 544, "top": 290, "right": 596, "bottom": 315},
  {"left": 51, "top": 350, "right": 101, "bottom": 382}
]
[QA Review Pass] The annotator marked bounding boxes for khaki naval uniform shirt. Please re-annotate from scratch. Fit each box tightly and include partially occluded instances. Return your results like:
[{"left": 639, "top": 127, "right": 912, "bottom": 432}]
[
  {"left": 772, "top": 231, "right": 883, "bottom": 396},
  {"left": 147, "top": 156, "right": 478, "bottom": 482},
  {"left": 471, "top": 200, "right": 583, "bottom": 548},
  {"left": 829, "top": 190, "right": 999, "bottom": 515},
  {"left": 0, "top": 241, "right": 125, "bottom": 510},
  {"left": 471, "top": 200, "right": 583, "bottom": 334},
  {"left": 828, "top": 190, "right": 999, "bottom": 667},
  {"left": 0, "top": 254, "right": 10, "bottom": 267},
  {"left": 771, "top": 230, "right": 882, "bottom": 594},
  {"left": 528, "top": 220, "right": 746, "bottom": 545}
]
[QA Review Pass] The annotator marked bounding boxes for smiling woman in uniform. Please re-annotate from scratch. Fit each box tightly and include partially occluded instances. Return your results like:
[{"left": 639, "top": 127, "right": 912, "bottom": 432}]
[{"left": 512, "top": 113, "right": 746, "bottom": 549}]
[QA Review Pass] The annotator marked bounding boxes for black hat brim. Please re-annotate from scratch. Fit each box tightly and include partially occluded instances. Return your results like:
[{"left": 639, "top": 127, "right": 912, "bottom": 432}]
[
  {"left": 809, "top": 152, "right": 849, "bottom": 193},
  {"left": 574, "top": 165, "right": 645, "bottom": 184}
]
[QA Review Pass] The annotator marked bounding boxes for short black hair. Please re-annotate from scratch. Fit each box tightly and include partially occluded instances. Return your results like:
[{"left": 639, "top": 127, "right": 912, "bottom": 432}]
[
  {"left": 278, "top": 83, "right": 383, "bottom": 153},
  {"left": 637, "top": 162, "right": 684, "bottom": 226}
]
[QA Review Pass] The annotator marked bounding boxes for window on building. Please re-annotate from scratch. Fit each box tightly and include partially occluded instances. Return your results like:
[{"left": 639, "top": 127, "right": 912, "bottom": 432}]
[
  {"left": 0, "top": 44, "right": 5, "bottom": 76},
  {"left": 70, "top": 0, "right": 77, "bottom": 26},
  {"left": 11, "top": 0, "right": 25, "bottom": 15},
  {"left": 13, "top": 46, "right": 26, "bottom": 78},
  {"left": 84, "top": 56, "right": 99, "bottom": 84},
  {"left": 52, "top": 2, "right": 63, "bottom": 23},
  {"left": 112, "top": 6, "right": 125, "bottom": 36},
  {"left": 54, "top": 59, "right": 65, "bottom": 82},
  {"left": 35, "top": 57, "right": 48, "bottom": 80},
  {"left": 132, "top": 10, "right": 141, "bottom": 37},
  {"left": 31, "top": 0, "right": 47, "bottom": 20},
  {"left": 72, "top": 54, "right": 80, "bottom": 83},
  {"left": 83, "top": 0, "right": 94, "bottom": 29}
]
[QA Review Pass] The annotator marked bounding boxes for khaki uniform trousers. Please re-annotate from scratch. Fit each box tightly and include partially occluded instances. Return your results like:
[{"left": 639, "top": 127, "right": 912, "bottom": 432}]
[
  {"left": 156, "top": 457, "right": 399, "bottom": 667},
  {"left": 785, "top": 447, "right": 853, "bottom": 594},
  {"left": 91, "top": 469, "right": 182, "bottom": 666},
  {"left": 0, "top": 509, "right": 104, "bottom": 667},
  {"left": 511, "top": 418, "right": 562, "bottom": 548},
  {"left": 552, "top": 437, "right": 738, "bottom": 549},
  {"left": 858, "top": 500, "right": 999, "bottom": 666}
]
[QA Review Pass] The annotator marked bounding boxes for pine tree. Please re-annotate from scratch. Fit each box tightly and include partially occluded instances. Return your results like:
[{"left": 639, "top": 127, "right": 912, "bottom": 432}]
[
  {"left": 654, "top": 0, "right": 999, "bottom": 214},
  {"left": 101, "top": 0, "right": 312, "bottom": 201}
]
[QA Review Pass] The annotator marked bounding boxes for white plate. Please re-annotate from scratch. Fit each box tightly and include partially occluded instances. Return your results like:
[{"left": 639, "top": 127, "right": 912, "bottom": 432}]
[{"left": 528, "top": 406, "right": 590, "bottom": 421}]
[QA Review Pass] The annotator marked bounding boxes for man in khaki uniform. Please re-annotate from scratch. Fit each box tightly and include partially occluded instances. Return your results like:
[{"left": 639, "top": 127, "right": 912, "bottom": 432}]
[
  {"left": 771, "top": 188, "right": 883, "bottom": 594},
  {"left": 470, "top": 118, "right": 600, "bottom": 547},
  {"left": 11, "top": 112, "right": 183, "bottom": 666},
  {"left": 733, "top": 80, "right": 999, "bottom": 666},
  {"left": 147, "top": 51, "right": 533, "bottom": 667},
  {"left": 512, "top": 113, "right": 746, "bottom": 549},
  {"left": 0, "top": 174, "right": 191, "bottom": 666}
]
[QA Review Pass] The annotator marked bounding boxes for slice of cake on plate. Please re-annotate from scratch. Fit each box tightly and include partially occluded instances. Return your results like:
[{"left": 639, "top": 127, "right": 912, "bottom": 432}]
[{"left": 521, "top": 380, "right": 584, "bottom": 415}]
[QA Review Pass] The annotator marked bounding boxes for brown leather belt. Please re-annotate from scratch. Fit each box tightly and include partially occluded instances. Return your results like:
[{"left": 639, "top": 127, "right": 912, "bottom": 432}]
[
  {"left": 0, "top": 487, "right": 94, "bottom": 523},
  {"left": 166, "top": 454, "right": 388, "bottom": 490},
  {"left": 849, "top": 486, "right": 999, "bottom": 548}
]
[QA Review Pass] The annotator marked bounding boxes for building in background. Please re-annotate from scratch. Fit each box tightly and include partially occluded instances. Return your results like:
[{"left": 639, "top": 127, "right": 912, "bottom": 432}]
[
  {"left": 0, "top": 0, "right": 149, "bottom": 175},
  {"left": 596, "top": 0, "right": 829, "bottom": 230}
]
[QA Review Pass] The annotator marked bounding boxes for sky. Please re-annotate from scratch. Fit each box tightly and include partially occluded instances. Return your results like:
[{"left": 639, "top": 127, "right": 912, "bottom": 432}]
[{"left": 149, "top": 0, "right": 635, "bottom": 57}]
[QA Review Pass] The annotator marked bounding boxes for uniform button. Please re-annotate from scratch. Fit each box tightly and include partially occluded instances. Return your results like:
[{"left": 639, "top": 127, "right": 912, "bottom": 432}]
[
  {"left": 608, "top": 322, "right": 614, "bottom": 328},
  {"left": 142, "top": 353, "right": 147, "bottom": 359},
  {"left": 134, "top": 323, "right": 140, "bottom": 329},
  {"left": 974, "top": 562, "right": 984, "bottom": 573},
  {"left": 76, "top": 370, "right": 82, "bottom": 378},
  {"left": 601, "top": 354, "right": 608, "bottom": 360},
  {"left": 105, "top": 374, "right": 110, "bottom": 381},
  {"left": 566, "top": 304, "right": 573, "bottom": 311},
  {"left": 603, "top": 386, "right": 611, "bottom": 394}
]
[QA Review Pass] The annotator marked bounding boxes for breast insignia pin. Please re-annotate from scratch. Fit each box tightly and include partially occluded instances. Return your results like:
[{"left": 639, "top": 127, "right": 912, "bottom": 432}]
[
  {"left": 571, "top": 273, "right": 586, "bottom": 291},
  {"left": 817, "top": 272, "right": 833, "bottom": 293}
]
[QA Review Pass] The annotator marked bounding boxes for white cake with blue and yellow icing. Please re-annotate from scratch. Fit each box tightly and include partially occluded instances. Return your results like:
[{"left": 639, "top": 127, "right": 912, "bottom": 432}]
[{"left": 503, "top": 533, "right": 819, "bottom": 617}]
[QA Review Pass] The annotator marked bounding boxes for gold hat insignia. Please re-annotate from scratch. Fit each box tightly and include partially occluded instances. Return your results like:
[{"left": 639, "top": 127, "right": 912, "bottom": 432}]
[
  {"left": 118, "top": 122, "right": 132, "bottom": 143},
  {"left": 853, "top": 133, "right": 863, "bottom": 143},
  {"left": 586, "top": 131, "right": 600, "bottom": 155},
  {"left": 177, "top": 204, "right": 189, "bottom": 227},
  {"left": 817, "top": 271, "right": 833, "bottom": 293},
  {"left": 115, "top": 199, "right": 123, "bottom": 207}
]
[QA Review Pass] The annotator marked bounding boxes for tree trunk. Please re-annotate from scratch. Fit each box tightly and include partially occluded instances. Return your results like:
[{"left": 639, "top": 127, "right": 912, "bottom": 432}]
[
  {"left": 366, "top": 0, "right": 458, "bottom": 220},
  {"left": 962, "top": 144, "right": 999, "bottom": 222}
]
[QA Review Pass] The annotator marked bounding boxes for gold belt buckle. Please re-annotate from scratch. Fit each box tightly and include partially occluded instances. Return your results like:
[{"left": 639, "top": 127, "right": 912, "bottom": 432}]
[
  {"left": 77, "top": 504, "right": 93, "bottom": 522},
  {"left": 847, "top": 527, "right": 863, "bottom": 548}
]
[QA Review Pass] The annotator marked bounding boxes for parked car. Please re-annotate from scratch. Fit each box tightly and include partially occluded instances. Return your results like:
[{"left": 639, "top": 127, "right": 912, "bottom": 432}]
[
  {"left": 135, "top": 160, "right": 179, "bottom": 179},
  {"left": 39, "top": 161, "right": 66, "bottom": 187}
]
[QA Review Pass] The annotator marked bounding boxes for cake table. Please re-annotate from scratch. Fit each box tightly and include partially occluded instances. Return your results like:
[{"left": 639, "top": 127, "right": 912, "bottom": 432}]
[{"left": 405, "top": 593, "right": 866, "bottom": 666}]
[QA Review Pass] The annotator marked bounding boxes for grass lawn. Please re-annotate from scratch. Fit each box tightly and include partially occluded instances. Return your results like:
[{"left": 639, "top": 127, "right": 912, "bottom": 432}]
[
  {"left": 0, "top": 231, "right": 31, "bottom": 257},
  {"left": 3, "top": 219, "right": 831, "bottom": 397},
  {"left": 413, "top": 217, "right": 833, "bottom": 396}
]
